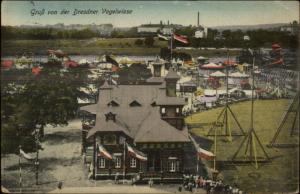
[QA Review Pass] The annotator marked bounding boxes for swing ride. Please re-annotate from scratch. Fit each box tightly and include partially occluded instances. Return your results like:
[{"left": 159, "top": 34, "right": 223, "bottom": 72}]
[
  {"left": 268, "top": 92, "right": 299, "bottom": 148},
  {"left": 206, "top": 50, "right": 246, "bottom": 141}
]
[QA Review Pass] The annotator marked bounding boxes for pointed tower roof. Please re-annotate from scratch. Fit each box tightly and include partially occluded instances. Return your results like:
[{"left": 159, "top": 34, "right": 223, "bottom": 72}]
[{"left": 100, "top": 80, "right": 112, "bottom": 90}]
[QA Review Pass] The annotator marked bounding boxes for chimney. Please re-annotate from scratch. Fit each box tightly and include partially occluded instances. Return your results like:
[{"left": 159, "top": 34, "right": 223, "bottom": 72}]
[{"left": 197, "top": 12, "right": 200, "bottom": 27}]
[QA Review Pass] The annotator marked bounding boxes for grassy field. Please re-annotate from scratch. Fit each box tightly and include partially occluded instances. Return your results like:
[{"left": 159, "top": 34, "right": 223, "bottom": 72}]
[
  {"left": 2, "top": 38, "right": 239, "bottom": 57},
  {"left": 185, "top": 99, "right": 299, "bottom": 193}
]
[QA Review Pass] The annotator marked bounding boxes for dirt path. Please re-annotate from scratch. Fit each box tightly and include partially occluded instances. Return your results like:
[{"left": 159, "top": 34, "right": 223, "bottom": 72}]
[{"left": 2, "top": 119, "right": 206, "bottom": 193}]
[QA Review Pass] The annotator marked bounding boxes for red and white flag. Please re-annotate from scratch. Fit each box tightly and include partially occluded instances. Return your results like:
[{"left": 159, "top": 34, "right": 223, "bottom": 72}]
[
  {"left": 173, "top": 34, "right": 188, "bottom": 44},
  {"left": 127, "top": 144, "right": 147, "bottom": 161},
  {"left": 98, "top": 145, "right": 113, "bottom": 160},
  {"left": 198, "top": 147, "right": 215, "bottom": 160},
  {"left": 20, "top": 149, "right": 34, "bottom": 160}
]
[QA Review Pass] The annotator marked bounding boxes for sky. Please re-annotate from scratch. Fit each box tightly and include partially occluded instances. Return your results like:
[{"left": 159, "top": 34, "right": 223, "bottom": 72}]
[{"left": 1, "top": 1, "right": 299, "bottom": 27}]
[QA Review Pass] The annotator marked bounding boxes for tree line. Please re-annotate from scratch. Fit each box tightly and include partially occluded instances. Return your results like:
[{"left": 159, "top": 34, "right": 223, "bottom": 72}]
[
  {"left": 2, "top": 25, "right": 298, "bottom": 49},
  {"left": 2, "top": 26, "right": 99, "bottom": 40}
]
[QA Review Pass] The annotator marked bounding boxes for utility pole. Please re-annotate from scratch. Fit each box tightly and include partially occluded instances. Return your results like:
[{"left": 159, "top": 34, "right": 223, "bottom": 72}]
[
  {"left": 123, "top": 139, "right": 126, "bottom": 184},
  {"left": 35, "top": 125, "right": 40, "bottom": 185},
  {"left": 19, "top": 145, "right": 22, "bottom": 193},
  {"left": 17, "top": 124, "right": 22, "bottom": 193}
]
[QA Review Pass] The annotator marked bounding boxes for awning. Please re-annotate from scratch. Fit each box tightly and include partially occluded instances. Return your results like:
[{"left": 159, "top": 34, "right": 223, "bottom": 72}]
[
  {"left": 210, "top": 71, "right": 225, "bottom": 77},
  {"left": 200, "top": 63, "right": 225, "bottom": 69},
  {"left": 229, "top": 72, "right": 249, "bottom": 78}
]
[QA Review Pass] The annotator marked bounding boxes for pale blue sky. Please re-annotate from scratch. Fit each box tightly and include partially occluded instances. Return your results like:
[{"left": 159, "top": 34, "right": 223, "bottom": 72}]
[{"left": 1, "top": 1, "right": 299, "bottom": 27}]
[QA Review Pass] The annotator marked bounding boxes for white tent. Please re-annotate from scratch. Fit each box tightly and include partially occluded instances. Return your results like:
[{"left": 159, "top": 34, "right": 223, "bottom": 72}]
[
  {"left": 201, "top": 63, "right": 221, "bottom": 69},
  {"left": 79, "top": 58, "right": 91, "bottom": 65},
  {"left": 229, "top": 72, "right": 249, "bottom": 86},
  {"left": 197, "top": 56, "right": 207, "bottom": 60},
  {"left": 229, "top": 72, "right": 249, "bottom": 78},
  {"left": 117, "top": 56, "right": 133, "bottom": 64},
  {"left": 210, "top": 71, "right": 226, "bottom": 78},
  {"left": 204, "top": 89, "right": 227, "bottom": 96}
]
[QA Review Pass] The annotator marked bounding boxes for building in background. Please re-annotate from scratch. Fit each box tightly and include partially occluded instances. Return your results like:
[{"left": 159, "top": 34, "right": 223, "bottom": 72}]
[
  {"left": 137, "top": 21, "right": 182, "bottom": 35},
  {"left": 194, "top": 12, "right": 207, "bottom": 38}
]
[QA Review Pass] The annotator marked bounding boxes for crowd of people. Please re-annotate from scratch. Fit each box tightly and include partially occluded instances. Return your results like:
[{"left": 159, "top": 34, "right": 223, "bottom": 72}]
[{"left": 180, "top": 175, "right": 244, "bottom": 194}]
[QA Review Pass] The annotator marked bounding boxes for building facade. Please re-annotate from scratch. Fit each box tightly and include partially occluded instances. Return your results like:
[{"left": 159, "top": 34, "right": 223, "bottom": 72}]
[{"left": 80, "top": 69, "right": 191, "bottom": 182}]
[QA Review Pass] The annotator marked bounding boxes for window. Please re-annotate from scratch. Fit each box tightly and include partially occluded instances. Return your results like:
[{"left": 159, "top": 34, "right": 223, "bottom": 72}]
[
  {"left": 99, "top": 158, "right": 105, "bottom": 168},
  {"left": 115, "top": 157, "right": 121, "bottom": 168},
  {"left": 130, "top": 100, "right": 141, "bottom": 107},
  {"left": 151, "top": 101, "right": 156, "bottom": 107},
  {"left": 161, "top": 107, "right": 166, "bottom": 114},
  {"left": 130, "top": 158, "right": 136, "bottom": 168},
  {"left": 103, "top": 134, "right": 117, "bottom": 145},
  {"left": 170, "top": 161, "right": 176, "bottom": 172},
  {"left": 176, "top": 107, "right": 180, "bottom": 113},
  {"left": 107, "top": 100, "right": 119, "bottom": 107},
  {"left": 169, "top": 160, "right": 179, "bottom": 172}
]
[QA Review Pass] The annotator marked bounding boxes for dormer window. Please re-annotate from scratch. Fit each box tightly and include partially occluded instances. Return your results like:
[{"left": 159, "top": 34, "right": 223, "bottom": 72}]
[
  {"left": 107, "top": 100, "right": 119, "bottom": 107},
  {"left": 105, "top": 112, "right": 116, "bottom": 122},
  {"left": 129, "top": 100, "right": 141, "bottom": 107}
]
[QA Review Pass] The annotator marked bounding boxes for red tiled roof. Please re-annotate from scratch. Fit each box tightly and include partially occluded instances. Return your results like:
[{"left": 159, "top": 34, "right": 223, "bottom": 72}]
[
  {"left": 64, "top": 60, "right": 78, "bottom": 68},
  {"left": 1, "top": 60, "right": 14, "bottom": 69},
  {"left": 32, "top": 67, "right": 41, "bottom": 75},
  {"left": 223, "top": 60, "right": 237, "bottom": 66}
]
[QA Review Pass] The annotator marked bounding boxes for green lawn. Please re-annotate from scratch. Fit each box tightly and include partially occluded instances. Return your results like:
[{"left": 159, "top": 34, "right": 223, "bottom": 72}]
[
  {"left": 2, "top": 38, "right": 238, "bottom": 57},
  {"left": 186, "top": 99, "right": 299, "bottom": 193}
]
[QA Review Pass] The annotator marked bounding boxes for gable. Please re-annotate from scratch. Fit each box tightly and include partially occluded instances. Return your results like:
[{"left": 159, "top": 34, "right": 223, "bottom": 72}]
[
  {"left": 107, "top": 100, "right": 119, "bottom": 107},
  {"left": 129, "top": 100, "right": 142, "bottom": 107}
]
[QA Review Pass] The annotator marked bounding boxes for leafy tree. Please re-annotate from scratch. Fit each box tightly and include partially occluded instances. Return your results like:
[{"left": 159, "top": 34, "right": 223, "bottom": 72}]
[
  {"left": 134, "top": 39, "right": 144, "bottom": 46},
  {"left": 144, "top": 36, "right": 155, "bottom": 47},
  {"left": 118, "top": 63, "right": 151, "bottom": 84},
  {"left": 1, "top": 62, "right": 91, "bottom": 153},
  {"left": 20, "top": 67, "right": 78, "bottom": 137}
]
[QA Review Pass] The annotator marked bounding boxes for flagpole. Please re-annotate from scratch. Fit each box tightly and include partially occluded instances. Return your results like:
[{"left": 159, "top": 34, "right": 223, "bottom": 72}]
[
  {"left": 123, "top": 140, "right": 126, "bottom": 184},
  {"left": 95, "top": 143, "right": 98, "bottom": 179},
  {"left": 213, "top": 124, "right": 217, "bottom": 171},
  {"left": 35, "top": 126, "right": 40, "bottom": 185},
  {"left": 17, "top": 124, "right": 22, "bottom": 193},
  {"left": 19, "top": 145, "right": 22, "bottom": 193},
  {"left": 170, "top": 29, "right": 173, "bottom": 65},
  {"left": 196, "top": 154, "right": 199, "bottom": 175}
]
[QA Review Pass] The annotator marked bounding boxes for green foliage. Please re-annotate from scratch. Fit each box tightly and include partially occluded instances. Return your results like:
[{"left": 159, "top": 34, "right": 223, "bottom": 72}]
[
  {"left": 1, "top": 64, "right": 91, "bottom": 153},
  {"left": 134, "top": 39, "right": 144, "bottom": 46},
  {"left": 144, "top": 36, "right": 155, "bottom": 47},
  {"left": 1, "top": 26, "right": 98, "bottom": 40},
  {"left": 111, "top": 27, "right": 138, "bottom": 38},
  {"left": 160, "top": 47, "right": 192, "bottom": 61},
  {"left": 118, "top": 63, "right": 152, "bottom": 84}
]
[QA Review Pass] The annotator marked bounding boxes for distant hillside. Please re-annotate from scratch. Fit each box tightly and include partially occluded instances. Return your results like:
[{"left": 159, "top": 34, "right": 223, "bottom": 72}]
[{"left": 210, "top": 23, "right": 288, "bottom": 31}]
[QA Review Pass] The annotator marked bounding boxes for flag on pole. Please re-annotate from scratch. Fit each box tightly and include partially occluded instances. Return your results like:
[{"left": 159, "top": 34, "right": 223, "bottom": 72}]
[
  {"left": 106, "top": 55, "right": 119, "bottom": 72},
  {"left": 20, "top": 149, "right": 34, "bottom": 160},
  {"left": 111, "top": 78, "right": 118, "bottom": 86},
  {"left": 127, "top": 144, "right": 147, "bottom": 161},
  {"left": 198, "top": 147, "right": 215, "bottom": 160},
  {"left": 157, "top": 33, "right": 170, "bottom": 41},
  {"left": 98, "top": 145, "right": 113, "bottom": 160},
  {"left": 173, "top": 33, "right": 188, "bottom": 44}
]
